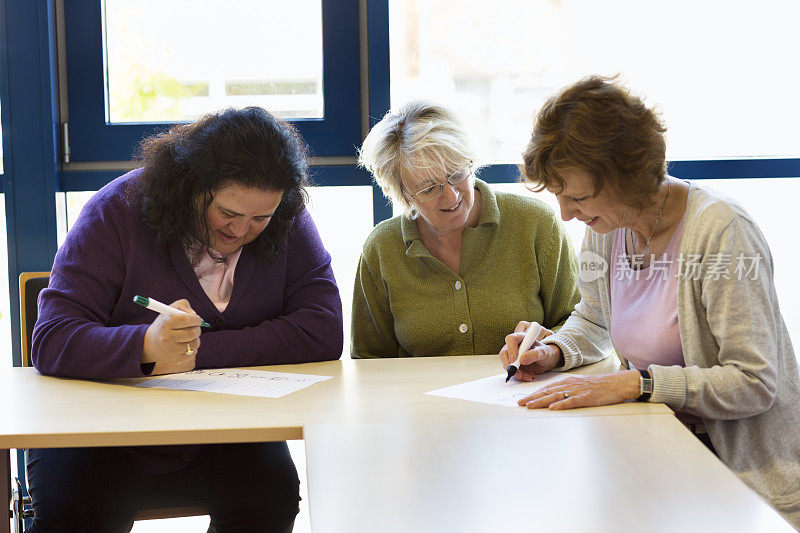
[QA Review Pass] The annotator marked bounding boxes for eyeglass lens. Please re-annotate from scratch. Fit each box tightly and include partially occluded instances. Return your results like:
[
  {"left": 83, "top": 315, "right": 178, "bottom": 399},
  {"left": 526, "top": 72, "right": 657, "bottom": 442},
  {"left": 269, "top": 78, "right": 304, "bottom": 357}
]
[{"left": 414, "top": 164, "right": 471, "bottom": 202}]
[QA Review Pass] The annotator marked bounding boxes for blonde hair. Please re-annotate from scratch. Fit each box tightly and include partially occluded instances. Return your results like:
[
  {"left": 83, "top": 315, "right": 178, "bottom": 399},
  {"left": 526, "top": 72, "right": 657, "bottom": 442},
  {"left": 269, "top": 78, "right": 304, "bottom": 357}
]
[{"left": 358, "top": 100, "right": 477, "bottom": 216}]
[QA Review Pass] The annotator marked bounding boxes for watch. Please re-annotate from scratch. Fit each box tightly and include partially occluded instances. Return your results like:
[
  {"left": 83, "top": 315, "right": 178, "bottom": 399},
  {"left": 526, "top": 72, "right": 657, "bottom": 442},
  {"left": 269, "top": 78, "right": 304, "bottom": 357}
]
[{"left": 637, "top": 369, "right": 653, "bottom": 402}]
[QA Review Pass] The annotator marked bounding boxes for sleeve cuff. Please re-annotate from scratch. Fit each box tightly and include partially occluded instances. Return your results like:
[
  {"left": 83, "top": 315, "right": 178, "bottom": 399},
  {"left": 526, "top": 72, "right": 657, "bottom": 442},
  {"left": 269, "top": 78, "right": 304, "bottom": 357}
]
[
  {"left": 649, "top": 364, "right": 688, "bottom": 408},
  {"left": 543, "top": 334, "right": 582, "bottom": 371}
]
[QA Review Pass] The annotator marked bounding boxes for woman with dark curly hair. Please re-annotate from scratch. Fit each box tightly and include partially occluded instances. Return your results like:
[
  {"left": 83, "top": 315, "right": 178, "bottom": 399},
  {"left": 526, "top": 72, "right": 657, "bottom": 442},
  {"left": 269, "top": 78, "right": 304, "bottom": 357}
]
[{"left": 27, "top": 107, "right": 343, "bottom": 532}]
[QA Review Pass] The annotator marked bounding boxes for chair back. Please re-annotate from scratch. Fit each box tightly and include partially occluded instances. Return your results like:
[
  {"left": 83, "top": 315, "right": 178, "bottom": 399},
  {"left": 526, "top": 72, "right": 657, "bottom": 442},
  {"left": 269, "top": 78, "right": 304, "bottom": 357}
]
[{"left": 19, "top": 272, "right": 51, "bottom": 367}]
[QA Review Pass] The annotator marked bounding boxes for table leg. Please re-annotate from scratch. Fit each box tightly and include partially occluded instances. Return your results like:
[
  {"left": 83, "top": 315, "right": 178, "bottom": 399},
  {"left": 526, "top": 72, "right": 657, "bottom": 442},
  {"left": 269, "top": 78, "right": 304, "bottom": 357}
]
[{"left": 2, "top": 448, "right": 10, "bottom": 533}]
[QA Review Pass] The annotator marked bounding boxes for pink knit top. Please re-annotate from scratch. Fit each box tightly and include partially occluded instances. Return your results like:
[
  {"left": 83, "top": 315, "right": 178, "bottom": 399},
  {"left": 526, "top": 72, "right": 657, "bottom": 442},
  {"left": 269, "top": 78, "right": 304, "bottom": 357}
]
[
  {"left": 191, "top": 247, "right": 243, "bottom": 312},
  {"left": 609, "top": 216, "right": 686, "bottom": 371}
]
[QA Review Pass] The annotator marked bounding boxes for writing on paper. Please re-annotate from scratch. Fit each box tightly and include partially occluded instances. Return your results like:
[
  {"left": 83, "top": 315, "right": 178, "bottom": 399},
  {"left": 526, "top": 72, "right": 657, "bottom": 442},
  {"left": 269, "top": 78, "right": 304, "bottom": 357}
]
[
  {"left": 425, "top": 372, "right": 569, "bottom": 407},
  {"left": 134, "top": 368, "right": 333, "bottom": 398}
]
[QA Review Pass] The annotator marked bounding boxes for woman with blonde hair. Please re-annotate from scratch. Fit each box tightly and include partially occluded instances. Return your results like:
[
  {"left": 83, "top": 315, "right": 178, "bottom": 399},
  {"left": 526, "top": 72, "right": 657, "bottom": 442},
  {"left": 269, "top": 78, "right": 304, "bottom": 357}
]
[{"left": 352, "top": 100, "right": 579, "bottom": 362}]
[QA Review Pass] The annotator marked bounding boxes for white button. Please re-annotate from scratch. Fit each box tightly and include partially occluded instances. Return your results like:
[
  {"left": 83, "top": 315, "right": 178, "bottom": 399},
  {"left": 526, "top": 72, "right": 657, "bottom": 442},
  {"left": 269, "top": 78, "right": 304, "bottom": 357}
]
[
  {"left": 459, "top": 323, "right": 468, "bottom": 333},
  {"left": 455, "top": 281, "right": 462, "bottom": 290}
]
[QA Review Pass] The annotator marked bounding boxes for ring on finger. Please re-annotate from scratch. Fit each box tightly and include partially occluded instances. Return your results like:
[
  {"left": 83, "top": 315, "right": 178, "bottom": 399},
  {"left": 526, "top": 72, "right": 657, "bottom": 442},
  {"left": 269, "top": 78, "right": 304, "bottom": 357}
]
[
  {"left": 562, "top": 392, "right": 569, "bottom": 399},
  {"left": 185, "top": 343, "right": 194, "bottom": 356}
]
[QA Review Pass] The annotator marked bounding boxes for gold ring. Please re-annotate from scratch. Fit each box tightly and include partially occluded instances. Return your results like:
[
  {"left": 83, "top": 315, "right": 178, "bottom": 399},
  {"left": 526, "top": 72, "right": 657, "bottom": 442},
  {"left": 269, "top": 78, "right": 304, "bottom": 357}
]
[
  {"left": 185, "top": 343, "right": 194, "bottom": 356},
  {"left": 563, "top": 392, "right": 569, "bottom": 399}
]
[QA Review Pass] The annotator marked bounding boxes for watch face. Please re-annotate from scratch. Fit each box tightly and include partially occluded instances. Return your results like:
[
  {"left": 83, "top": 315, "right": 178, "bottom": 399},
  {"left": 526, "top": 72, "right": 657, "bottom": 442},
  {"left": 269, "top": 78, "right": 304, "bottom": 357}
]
[{"left": 642, "top": 379, "right": 654, "bottom": 394}]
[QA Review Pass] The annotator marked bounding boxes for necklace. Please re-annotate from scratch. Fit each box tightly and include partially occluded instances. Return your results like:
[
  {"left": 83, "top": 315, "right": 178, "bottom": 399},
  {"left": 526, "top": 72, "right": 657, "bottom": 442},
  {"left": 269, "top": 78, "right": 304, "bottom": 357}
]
[{"left": 628, "top": 180, "right": 670, "bottom": 268}]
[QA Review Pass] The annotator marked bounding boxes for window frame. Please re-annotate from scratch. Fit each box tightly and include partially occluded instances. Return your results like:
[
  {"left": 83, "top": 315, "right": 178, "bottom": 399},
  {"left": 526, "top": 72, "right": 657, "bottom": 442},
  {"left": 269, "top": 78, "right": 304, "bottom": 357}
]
[
  {"left": 57, "top": 0, "right": 800, "bottom": 217},
  {"left": 477, "top": 160, "right": 800, "bottom": 184},
  {"left": 63, "top": 0, "right": 362, "bottom": 162}
]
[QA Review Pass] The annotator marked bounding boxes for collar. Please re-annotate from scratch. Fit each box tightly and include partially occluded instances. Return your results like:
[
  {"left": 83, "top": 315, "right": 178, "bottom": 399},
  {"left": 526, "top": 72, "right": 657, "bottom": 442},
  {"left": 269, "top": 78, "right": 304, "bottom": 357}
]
[{"left": 399, "top": 178, "right": 499, "bottom": 256}]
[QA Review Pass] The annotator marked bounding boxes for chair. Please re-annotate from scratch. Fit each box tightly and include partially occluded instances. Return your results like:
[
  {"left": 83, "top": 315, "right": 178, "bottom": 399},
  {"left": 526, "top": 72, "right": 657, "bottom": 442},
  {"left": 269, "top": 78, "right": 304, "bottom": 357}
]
[
  {"left": 19, "top": 272, "right": 50, "bottom": 368},
  {"left": 12, "top": 272, "right": 207, "bottom": 532}
]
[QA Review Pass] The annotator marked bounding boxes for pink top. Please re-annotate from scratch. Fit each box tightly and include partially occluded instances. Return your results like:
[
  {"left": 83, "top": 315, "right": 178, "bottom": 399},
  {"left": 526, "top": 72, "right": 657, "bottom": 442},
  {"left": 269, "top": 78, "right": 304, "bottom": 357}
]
[
  {"left": 610, "top": 216, "right": 685, "bottom": 371},
  {"left": 191, "top": 247, "right": 243, "bottom": 312}
]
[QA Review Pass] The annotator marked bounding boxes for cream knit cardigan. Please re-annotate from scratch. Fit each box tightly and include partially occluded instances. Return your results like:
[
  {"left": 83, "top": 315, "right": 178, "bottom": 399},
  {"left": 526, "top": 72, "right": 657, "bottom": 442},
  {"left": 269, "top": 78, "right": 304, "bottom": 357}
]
[{"left": 546, "top": 183, "right": 800, "bottom": 527}]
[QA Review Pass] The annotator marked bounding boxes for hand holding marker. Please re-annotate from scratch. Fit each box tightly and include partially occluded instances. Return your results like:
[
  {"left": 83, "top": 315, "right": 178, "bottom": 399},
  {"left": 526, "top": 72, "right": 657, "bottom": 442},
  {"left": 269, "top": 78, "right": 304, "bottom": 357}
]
[
  {"left": 505, "top": 322, "right": 544, "bottom": 382},
  {"left": 133, "top": 296, "right": 211, "bottom": 328}
]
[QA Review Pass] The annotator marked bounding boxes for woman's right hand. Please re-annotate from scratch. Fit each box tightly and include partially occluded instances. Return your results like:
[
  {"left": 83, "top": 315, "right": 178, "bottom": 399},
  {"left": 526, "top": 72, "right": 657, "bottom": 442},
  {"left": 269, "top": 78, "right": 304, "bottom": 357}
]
[
  {"left": 499, "top": 321, "right": 562, "bottom": 381},
  {"left": 141, "top": 299, "right": 202, "bottom": 375}
]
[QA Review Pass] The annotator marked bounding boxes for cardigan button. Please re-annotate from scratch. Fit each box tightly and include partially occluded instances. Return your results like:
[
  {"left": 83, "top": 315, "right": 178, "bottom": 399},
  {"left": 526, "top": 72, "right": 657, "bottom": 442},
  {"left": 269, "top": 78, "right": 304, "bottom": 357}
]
[
  {"left": 459, "top": 323, "right": 468, "bottom": 334},
  {"left": 455, "top": 280, "right": 462, "bottom": 290},
  {"left": 214, "top": 318, "right": 226, "bottom": 327}
]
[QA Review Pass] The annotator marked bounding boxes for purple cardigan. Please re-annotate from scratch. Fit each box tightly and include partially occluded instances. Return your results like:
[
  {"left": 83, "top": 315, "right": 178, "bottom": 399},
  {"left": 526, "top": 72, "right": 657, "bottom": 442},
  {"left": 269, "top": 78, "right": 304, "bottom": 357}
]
[{"left": 32, "top": 170, "right": 344, "bottom": 379}]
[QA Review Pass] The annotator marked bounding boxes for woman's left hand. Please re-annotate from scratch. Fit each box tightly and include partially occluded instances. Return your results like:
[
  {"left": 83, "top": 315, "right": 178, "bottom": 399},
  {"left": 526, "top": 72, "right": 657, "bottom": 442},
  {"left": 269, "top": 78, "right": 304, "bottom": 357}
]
[{"left": 518, "top": 370, "right": 641, "bottom": 410}]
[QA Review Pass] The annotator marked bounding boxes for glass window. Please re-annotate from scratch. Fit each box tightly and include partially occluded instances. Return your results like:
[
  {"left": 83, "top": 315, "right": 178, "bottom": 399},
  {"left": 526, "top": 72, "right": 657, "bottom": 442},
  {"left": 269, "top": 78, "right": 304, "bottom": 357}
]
[
  {"left": 305, "top": 185, "right": 374, "bottom": 359},
  {"left": 58, "top": 191, "right": 95, "bottom": 246},
  {"left": 103, "top": 0, "right": 323, "bottom": 123},
  {"left": 390, "top": 0, "right": 800, "bottom": 162}
]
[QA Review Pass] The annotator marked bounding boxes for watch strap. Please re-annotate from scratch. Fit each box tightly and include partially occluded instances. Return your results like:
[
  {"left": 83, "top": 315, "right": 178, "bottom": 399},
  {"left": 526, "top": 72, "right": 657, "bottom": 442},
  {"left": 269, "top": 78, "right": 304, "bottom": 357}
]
[{"left": 637, "top": 369, "right": 653, "bottom": 402}]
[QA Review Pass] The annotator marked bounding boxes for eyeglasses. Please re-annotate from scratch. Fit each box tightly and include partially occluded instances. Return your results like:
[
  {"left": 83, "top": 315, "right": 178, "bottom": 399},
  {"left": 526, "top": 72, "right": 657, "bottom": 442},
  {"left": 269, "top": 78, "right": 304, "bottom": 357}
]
[{"left": 403, "top": 162, "right": 473, "bottom": 203}]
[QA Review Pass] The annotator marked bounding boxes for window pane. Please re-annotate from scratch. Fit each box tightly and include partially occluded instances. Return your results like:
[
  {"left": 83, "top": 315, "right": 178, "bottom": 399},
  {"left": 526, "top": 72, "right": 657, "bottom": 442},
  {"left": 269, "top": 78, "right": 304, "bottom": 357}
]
[
  {"left": 390, "top": 0, "right": 800, "bottom": 162},
  {"left": 60, "top": 191, "right": 96, "bottom": 247},
  {"left": 305, "top": 186, "right": 374, "bottom": 359},
  {"left": 104, "top": 0, "right": 323, "bottom": 123}
]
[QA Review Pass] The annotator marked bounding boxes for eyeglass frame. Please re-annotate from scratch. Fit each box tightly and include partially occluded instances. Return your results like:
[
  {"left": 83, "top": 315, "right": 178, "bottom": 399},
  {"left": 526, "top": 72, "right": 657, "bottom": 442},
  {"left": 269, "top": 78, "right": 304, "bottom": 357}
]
[{"left": 401, "top": 161, "right": 474, "bottom": 203}]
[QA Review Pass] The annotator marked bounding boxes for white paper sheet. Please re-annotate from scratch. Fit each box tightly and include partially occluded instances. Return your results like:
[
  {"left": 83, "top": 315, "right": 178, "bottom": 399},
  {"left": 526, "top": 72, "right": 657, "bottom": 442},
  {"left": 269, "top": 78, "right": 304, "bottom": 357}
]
[
  {"left": 134, "top": 368, "right": 332, "bottom": 398},
  {"left": 425, "top": 372, "right": 569, "bottom": 407}
]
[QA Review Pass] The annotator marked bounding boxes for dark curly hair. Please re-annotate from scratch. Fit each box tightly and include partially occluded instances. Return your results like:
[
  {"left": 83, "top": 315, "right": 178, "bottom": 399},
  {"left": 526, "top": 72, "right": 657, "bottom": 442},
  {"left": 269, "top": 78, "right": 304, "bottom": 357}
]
[
  {"left": 134, "top": 107, "right": 309, "bottom": 264},
  {"left": 521, "top": 75, "right": 667, "bottom": 209}
]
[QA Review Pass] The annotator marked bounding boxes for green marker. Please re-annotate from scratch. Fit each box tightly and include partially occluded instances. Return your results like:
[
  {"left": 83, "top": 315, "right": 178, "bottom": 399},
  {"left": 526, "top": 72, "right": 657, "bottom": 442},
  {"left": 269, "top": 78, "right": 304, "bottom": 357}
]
[{"left": 133, "top": 295, "right": 211, "bottom": 328}]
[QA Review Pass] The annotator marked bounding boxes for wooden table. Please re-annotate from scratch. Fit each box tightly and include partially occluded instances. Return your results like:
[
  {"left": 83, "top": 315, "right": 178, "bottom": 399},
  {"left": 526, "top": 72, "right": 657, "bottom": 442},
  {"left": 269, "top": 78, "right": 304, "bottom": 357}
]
[
  {"left": 0, "top": 356, "right": 664, "bottom": 448},
  {"left": 305, "top": 415, "right": 792, "bottom": 532},
  {"left": 1, "top": 356, "right": 791, "bottom": 532}
]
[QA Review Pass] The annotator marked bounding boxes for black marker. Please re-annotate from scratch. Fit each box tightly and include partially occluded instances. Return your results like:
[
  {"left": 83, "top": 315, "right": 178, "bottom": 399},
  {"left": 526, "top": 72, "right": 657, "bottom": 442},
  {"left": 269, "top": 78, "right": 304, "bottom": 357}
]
[{"left": 505, "top": 322, "right": 543, "bottom": 382}]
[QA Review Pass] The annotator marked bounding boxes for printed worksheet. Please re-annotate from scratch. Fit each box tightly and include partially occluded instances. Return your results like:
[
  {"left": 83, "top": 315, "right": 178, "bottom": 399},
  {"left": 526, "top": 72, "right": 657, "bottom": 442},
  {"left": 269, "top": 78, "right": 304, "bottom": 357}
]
[
  {"left": 426, "top": 372, "right": 569, "bottom": 407},
  {"left": 134, "top": 368, "right": 333, "bottom": 398}
]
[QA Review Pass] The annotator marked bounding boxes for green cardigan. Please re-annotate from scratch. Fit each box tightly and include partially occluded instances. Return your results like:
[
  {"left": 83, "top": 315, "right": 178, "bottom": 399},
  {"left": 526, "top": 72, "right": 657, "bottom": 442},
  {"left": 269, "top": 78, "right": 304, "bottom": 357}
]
[{"left": 351, "top": 179, "right": 580, "bottom": 358}]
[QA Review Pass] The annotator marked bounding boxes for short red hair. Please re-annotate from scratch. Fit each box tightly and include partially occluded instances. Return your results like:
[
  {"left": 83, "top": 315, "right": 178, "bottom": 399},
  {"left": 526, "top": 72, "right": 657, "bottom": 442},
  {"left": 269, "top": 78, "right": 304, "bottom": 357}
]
[{"left": 521, "top": 75, "right": 667, "bottom": 208}]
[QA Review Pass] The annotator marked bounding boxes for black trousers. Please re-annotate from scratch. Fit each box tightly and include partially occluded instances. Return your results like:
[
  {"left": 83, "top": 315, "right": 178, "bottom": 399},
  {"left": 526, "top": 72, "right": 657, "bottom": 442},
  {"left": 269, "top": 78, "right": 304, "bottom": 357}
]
[
  {"left": 25, "top": 442, "right": 300, "bottom": 533},
  {"left": 695, "top": 432, "right": 718, "bottom": 456}
]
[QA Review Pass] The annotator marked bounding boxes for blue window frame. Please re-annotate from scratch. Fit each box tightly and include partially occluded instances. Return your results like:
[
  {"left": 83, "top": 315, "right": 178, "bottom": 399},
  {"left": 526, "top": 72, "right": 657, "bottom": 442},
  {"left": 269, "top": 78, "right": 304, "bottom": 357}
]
[
  {"left": 63, "top": 0, "right": 362, "bottom": 163},
  {"left": 477, "top": 160, "right": 800, "bottom": 184}
]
